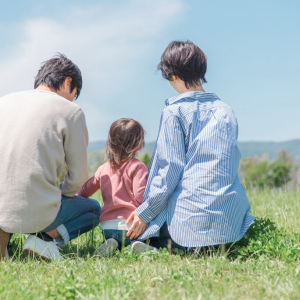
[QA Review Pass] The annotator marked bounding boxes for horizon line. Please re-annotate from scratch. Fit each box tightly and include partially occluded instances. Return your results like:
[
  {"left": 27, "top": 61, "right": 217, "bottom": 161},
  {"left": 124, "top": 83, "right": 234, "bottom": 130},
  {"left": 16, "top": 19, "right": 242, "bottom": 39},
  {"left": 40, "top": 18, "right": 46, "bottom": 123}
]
[{"left": 89, "top": 138, "right": 300, "bottom": 144}]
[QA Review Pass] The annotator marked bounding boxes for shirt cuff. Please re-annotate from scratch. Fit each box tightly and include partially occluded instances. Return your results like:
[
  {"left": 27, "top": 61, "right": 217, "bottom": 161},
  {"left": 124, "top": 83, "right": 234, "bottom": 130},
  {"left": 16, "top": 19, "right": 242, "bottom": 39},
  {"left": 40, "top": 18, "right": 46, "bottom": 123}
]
[{"left": 136, "top": 201, "right": 157, "bottom": 223}]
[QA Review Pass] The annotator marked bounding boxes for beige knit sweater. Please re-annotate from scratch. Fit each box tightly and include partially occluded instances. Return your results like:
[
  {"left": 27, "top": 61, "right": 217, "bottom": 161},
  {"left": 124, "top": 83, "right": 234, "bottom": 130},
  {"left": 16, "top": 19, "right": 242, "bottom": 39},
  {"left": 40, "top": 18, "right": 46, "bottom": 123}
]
[{"left": 0, "top": 90, "right": 89, "bottom": 233}]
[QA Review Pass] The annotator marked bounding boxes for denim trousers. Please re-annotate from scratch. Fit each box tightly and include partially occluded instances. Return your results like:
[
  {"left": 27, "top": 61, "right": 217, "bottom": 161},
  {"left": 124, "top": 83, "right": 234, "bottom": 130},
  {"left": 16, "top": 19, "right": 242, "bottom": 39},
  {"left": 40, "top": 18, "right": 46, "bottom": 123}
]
[
  {"left": 148, "top": 222, "right": 186, "bottom": 251},
  {"left": 149, "top": 222, "right": 221, "bottom": 253},
  {"left": 102, "top": 229, "right": 132, "bottom": 248},
  {"left": 42, "top": 195, "right": 101, "bottom": 246}
]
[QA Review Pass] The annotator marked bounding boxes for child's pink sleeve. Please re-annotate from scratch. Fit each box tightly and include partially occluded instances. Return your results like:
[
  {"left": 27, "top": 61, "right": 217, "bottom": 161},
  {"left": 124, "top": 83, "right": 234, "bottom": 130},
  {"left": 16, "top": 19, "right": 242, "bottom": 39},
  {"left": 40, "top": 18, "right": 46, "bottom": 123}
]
[
  {"left": 132, "top": 162, "right": 148, "bottom": 204},
  {"left": 77, "top": 166, "right": 102, "bottom": 198}
]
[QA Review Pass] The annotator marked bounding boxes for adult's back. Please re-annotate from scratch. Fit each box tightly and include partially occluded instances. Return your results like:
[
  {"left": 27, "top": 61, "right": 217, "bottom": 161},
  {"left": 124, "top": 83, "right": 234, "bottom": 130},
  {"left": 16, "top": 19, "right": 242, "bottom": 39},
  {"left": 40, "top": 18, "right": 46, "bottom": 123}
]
[
  {"left": 164, "top": 93, "right": 254, "bottom": 246},
  {"left": 0, "top": 54, "right": 100, "bottom": 261},
  {"left": 0, "top": 90, "right": 88, "bottom": 233}
]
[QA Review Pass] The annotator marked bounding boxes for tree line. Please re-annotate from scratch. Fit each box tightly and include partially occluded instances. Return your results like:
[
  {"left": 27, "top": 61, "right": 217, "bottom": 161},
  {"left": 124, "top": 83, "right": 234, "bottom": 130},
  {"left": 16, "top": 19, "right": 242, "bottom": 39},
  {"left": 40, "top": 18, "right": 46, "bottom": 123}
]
[{"left": 57, "top": 150, "right": 300, "bottom": 190}]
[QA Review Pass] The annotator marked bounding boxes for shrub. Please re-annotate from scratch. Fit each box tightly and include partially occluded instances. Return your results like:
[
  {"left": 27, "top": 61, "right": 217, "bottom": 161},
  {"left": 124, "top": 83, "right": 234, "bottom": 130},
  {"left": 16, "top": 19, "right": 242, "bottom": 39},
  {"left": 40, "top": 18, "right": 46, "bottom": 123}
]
[
  {"left": 228, "top": 218, "right": 300, "bottom": 262},
  {"left": 240, "top": 150, "right": 292, "bottom": 189},
  {"left": 139, "top": 152, "right": 152, "bottom": 169}
]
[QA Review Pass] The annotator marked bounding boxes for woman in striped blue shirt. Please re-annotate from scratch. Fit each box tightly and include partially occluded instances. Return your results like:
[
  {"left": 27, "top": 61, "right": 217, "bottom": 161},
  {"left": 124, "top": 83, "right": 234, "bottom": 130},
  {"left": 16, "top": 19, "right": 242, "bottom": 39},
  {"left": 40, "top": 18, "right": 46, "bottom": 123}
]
[{"left": 126, "top": 41, "right": 255, "bottom": 254}]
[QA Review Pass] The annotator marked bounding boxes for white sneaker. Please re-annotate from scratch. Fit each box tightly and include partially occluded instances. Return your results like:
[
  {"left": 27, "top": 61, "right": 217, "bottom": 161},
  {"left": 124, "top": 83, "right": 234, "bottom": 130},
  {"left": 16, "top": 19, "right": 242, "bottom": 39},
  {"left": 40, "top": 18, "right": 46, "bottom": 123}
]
[
  {"left": 94, "top": 238, "right": 119, "bottom": 257},
  {"left": 22, "top": 235, "right": 64, "bottom": 261},
  {"left": 131, "top": 241, "right": 158, "bottom": 254}
]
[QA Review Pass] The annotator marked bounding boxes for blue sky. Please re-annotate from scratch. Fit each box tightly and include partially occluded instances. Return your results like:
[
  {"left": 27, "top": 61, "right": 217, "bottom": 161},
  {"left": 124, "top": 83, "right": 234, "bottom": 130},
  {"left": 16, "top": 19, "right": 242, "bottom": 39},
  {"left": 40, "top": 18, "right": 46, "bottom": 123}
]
[{"left": 0, "top": 0, "right": 299, "bottom": 142}]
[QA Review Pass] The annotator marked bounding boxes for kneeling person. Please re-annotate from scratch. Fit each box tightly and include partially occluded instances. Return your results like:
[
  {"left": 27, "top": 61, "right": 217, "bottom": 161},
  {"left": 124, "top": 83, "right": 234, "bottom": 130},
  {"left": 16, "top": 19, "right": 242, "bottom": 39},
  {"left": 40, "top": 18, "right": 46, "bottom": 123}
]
[{"left": 0, "top": 54, "right": 100, "bottom": 260}]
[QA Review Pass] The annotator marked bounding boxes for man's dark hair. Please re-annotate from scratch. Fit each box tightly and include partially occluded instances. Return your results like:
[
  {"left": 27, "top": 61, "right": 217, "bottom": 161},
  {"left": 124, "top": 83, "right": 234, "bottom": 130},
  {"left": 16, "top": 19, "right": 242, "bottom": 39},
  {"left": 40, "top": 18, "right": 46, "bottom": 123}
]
[
  {"left": 157, "top": 40, "right": 207, "bottom": 88},
  {"left": 34, "top": 53, "right": 82, "bottom": 99}
]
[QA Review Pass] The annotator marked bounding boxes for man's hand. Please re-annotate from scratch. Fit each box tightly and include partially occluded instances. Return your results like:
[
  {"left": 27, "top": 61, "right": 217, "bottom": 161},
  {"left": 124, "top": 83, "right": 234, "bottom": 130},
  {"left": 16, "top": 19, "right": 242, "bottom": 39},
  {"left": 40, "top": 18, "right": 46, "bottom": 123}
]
[{"left": 126, "top": 211, "right": 148, "bottom": 240}]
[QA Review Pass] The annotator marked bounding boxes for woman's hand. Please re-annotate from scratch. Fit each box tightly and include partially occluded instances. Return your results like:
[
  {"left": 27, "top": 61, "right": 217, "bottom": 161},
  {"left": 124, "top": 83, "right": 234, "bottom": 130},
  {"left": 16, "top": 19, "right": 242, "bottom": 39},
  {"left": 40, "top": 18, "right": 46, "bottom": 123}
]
[{"left": 126, "top": 211, "right": 148, "bottom": 240}]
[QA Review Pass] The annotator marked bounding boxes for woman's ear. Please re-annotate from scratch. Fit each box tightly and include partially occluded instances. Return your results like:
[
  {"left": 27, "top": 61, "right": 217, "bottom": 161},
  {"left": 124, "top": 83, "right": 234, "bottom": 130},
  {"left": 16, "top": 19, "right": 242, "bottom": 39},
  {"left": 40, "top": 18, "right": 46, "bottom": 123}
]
[{"left": 172, "top": 75, "right": 180, "bottom": 82}]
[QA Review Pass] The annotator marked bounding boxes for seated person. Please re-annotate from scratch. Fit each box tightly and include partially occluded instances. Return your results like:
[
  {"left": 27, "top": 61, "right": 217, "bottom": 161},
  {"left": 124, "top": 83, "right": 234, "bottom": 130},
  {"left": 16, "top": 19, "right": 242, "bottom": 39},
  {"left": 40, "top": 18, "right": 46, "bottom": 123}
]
[
  {"left": 0, "top": 54, "right": 100, "bottom": 260},
  {"left": 125, "top": 40, "right": 256, "bottom": 254},
  {"left": 78, "top": 118, "right": 149, "bottom": 256}
]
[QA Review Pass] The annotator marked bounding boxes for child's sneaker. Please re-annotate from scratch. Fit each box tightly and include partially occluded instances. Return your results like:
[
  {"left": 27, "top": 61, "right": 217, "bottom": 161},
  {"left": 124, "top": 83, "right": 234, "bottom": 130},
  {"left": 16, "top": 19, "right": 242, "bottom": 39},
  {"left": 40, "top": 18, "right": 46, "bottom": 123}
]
[
  {"left": 131, "top": 241, "right": 158, "bottom": 254},
  {"left": 94, "top": 238, "right": 119, "bottom": 257}
]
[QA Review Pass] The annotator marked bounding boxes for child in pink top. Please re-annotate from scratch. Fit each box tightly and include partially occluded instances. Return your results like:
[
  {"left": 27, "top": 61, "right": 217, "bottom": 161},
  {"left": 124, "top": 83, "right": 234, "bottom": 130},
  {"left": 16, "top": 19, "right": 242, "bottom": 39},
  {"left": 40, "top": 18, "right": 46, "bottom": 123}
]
[{"left": 77, "top": 118, "right": 148, "bottom": 256}]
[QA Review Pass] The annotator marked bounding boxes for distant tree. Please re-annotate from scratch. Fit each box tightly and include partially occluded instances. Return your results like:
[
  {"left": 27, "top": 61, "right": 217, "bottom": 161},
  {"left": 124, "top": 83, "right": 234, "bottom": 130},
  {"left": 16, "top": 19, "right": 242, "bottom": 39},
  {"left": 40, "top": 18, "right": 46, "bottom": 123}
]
[
  {"left": 290, "top": 156, "right": 300, "bottom": 189},
  {"left": 240, "top": 157, "right": 272, "bottom": 189},
  {"left": 240, "top": 150, "right": 292, "bottom": 189},
  {"left": 88, "top": 149, "right": 106, "bottom": 176},
  {"left": 269, "top": 151, "right": 292, "bottom": 187},
  {"left": 139, "top": 152, "right": 152, "bottom": 169}
]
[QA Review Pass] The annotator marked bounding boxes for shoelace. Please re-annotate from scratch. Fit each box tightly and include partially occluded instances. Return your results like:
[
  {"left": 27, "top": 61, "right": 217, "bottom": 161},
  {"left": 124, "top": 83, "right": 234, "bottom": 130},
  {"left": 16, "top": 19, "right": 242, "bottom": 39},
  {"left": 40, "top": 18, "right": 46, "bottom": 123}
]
[
  {"left": 52, "top": 240, "right": 62, "bottom": 251},
  {"left": 50, "top": 240, "right": 65, "bottom": 260}
]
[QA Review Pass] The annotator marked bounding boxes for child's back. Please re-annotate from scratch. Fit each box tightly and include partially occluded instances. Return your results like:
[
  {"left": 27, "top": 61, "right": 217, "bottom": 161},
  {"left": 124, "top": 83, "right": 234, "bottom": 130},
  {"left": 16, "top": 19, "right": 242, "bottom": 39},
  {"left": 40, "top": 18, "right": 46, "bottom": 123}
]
[
  {"left": 78, "top": 118, "right": 149, "bottom": 256},
  {"left": 78, "top": 158, "right": 148, "bottom": 229}
]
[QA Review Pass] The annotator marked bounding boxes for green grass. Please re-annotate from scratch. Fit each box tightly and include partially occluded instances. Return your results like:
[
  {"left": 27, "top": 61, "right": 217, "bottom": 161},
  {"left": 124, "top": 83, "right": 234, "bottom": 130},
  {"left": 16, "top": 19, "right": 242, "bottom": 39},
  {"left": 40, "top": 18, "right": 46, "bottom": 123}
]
[
  {"left": 247, "top": 189, "right": 300, "bottom": 232},
  {"left": 2, "top": 190, "right": 300, "bottom": 300}
]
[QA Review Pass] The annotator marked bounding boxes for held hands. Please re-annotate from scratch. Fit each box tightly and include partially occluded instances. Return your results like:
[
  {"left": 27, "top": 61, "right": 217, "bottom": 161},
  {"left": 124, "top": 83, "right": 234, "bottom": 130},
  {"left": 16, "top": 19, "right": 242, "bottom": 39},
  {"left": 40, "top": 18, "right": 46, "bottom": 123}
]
[{"left": 126, "top": 211, "right": 148, "bottom": 240}]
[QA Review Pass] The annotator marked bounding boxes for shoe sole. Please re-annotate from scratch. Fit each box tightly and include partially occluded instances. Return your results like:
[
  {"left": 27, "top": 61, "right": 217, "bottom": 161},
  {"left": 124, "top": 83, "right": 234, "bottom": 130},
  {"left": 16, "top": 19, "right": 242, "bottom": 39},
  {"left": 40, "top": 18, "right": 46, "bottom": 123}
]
[
  {"left": 131, "top": 241, "right": 157, "bottom": 255},
  {"left": 22, "top": 236, "right": 64, "bottom": 261},
  {"left": 94, "top": 239, "right": 118, "bottom": 257},
  {"left": 23, "top": 249, "right": 51, "bottom": 262}
]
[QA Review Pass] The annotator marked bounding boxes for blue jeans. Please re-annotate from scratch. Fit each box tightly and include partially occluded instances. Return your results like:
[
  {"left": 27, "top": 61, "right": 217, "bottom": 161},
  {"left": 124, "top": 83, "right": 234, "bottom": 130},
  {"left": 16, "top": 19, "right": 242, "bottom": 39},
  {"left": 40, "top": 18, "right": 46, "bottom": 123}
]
[
  {"left": 149, "top": 222, "right": 220, "bottom": 253},
  {"left": 42, "top": 195, "right": 101, "bottom": 246},
  {"left": 149, "top": 222, "right": 186, "bottom": 251},
  {"left": 103, "top": 229, "right": 132, "bottom": 248}
]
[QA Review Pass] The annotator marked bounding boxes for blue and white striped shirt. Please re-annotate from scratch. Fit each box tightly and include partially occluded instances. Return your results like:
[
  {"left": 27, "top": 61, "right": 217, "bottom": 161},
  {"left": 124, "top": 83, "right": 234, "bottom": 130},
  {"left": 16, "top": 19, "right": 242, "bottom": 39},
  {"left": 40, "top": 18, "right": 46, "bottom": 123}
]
[{"left": 136, "top": 91, "right": 255, "bottom": 247}]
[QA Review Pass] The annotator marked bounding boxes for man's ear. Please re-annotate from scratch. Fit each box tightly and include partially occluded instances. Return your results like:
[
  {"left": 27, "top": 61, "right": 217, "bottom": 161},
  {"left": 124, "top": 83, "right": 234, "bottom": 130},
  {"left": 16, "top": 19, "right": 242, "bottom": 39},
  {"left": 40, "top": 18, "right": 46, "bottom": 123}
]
[
  {"left": 60, "top": 77, "right": 72, "bottom": 91},
  {"left": 64, "top": 77, "right": 72, "bottom": 88}
]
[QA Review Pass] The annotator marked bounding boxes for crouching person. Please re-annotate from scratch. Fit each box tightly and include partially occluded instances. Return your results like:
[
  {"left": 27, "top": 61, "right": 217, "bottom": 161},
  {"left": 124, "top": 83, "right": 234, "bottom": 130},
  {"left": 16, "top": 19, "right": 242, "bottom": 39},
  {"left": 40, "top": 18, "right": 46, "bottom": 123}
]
[
  {"left": 126, "top": 41, "right": 256, "bottom": 253},
  {"left": 0, "top": 54, "right": 100, "bottom": 260}
]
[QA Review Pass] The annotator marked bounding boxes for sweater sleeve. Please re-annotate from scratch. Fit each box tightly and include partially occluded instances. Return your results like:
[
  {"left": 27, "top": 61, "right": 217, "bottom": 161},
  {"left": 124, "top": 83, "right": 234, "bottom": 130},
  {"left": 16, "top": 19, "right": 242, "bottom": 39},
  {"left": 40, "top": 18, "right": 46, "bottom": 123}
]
[
  {"left": 77, "top": 166, "right": 102, "bottom": 198},
  {"left": 59, "top": 108, "right": 89, "bottom": 197},
  {"left": 132, "top": 162, "right": 148, "bottom": 204}
]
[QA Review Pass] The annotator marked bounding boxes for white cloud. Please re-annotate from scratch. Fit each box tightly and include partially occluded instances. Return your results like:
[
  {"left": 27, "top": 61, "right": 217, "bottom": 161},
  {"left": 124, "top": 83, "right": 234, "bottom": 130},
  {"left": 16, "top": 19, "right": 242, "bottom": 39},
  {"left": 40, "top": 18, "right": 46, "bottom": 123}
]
[
  {"left": 0, "top": 0, "right": 184, "bottom": 140},
  {"left": 0, "top": 0, "right": 183, "bottom": 96}
]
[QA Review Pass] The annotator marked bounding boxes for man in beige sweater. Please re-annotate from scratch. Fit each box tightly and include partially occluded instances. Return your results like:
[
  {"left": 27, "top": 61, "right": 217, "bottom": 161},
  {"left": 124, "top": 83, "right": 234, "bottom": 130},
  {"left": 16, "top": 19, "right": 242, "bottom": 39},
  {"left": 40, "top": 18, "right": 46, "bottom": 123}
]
[{"left": 0, "top": 54, "right": 100, "bottom": 260}]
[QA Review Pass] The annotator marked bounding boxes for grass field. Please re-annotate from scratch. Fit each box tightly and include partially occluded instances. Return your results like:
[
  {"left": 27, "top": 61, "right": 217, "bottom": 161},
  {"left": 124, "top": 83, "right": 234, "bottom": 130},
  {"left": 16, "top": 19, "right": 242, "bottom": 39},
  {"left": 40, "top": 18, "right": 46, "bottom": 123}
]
[{"left": 1, "top": 190, "right": 300, "bottom": 300}]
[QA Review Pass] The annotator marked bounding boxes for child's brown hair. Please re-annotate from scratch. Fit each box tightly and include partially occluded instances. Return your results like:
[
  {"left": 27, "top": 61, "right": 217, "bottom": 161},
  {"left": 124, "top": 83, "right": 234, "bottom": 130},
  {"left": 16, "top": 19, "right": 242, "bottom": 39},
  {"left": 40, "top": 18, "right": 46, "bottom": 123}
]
[{"left": 106, "top": 118, "right": 145, "bottom": 171}]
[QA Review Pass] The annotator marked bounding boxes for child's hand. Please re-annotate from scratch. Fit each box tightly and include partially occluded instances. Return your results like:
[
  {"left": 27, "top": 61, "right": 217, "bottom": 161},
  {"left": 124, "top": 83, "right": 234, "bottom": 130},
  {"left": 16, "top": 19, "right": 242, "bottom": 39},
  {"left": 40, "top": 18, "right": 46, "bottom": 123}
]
[{"left": 126, "top": 211, "right": 148, "bottom": 240}]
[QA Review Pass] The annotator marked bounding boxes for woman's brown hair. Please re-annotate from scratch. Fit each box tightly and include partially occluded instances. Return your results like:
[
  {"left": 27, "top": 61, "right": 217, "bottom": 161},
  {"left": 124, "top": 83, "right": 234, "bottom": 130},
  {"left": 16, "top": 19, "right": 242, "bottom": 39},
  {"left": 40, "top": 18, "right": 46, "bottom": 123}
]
[
  {"left": 157, "top": 40, "right": 207, "bottom": 89},
  {"left": 106, "top": 118, "right": 145, "bottom": 171}
]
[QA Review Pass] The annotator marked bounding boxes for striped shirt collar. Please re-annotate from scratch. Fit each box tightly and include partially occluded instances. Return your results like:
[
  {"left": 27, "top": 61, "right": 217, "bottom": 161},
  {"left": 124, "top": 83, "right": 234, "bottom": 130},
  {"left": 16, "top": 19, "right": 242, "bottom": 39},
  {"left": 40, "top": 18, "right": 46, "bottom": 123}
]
[{"left": 165, "top": 91, "right": 219, "bottom": 106}]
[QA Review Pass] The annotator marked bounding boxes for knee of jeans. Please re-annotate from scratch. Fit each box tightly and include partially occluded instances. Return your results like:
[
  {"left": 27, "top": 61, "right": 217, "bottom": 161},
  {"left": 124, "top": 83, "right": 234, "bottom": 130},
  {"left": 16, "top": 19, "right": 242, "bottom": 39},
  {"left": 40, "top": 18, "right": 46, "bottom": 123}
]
[
  {"left": 89, "top": 206, "right": 100, "bottom": 225},
  {"left": 94, "top": 215, "right": 100, "bottom": 227},
  {"left": 95, "top": 203, "right": 101, "bottom": 219},
  {"left": 90, "top": 199, "right": 101, "bottom": 217}
]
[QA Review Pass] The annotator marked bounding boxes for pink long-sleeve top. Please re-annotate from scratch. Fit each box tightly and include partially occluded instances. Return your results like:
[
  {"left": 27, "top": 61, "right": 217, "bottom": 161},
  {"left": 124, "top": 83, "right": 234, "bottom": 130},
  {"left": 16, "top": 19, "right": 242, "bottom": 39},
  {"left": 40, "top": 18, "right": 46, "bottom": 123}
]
[{"left": 77, "top": 159, "right": 148, "bottom": 223}]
